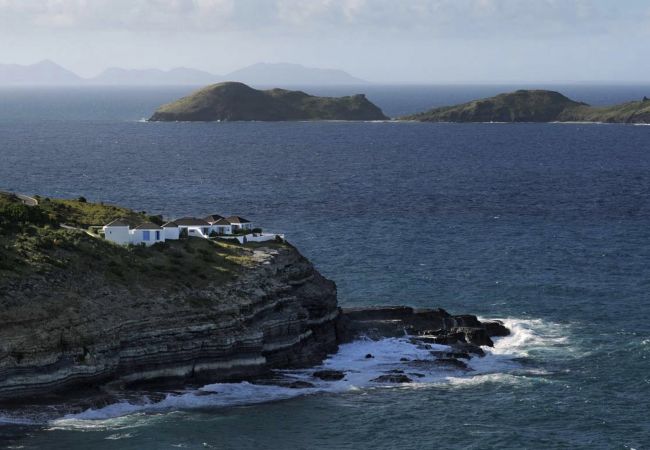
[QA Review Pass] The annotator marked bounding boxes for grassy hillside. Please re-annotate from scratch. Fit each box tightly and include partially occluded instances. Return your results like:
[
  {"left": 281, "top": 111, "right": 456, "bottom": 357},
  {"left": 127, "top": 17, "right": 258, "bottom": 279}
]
[
  {"left": 558, "top": 98, "right": 650, "bottom": 123},
  {"left": 403, "top": 90, "right": 585, "bottom": 123},
  {"left": 149, "top": 81, "right": 388, "bottom": 121},
  {"left": 0, "top": 194, "right": 278, "bottom": 288},
  {"left": 403, "top": 90, "right": 650, "bottom": 124}
]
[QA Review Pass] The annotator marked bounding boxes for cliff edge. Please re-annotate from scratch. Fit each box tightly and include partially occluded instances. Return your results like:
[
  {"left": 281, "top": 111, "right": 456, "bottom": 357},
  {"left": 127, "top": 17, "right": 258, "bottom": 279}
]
[{"left": 0, "top": 193, "right": 339, "bottom": 400}]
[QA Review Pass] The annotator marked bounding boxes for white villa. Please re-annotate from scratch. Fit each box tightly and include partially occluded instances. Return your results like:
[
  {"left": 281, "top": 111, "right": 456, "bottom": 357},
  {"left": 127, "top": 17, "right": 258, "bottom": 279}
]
[{"left": 102, "top": 214, "right": 281, "bottom": 246}]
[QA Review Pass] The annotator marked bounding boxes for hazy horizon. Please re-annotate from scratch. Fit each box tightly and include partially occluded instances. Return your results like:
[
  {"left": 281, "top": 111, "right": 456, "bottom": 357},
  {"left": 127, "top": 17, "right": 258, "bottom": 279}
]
[{"left": 0, "top": 0, "right": 649, "bottom": 84}]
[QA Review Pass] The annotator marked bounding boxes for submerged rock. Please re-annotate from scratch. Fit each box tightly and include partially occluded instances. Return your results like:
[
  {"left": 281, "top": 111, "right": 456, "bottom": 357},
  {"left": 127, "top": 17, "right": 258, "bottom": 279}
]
[
  {"left": 313, "top": 370, "right": 345, "bottom": 381},
  {"left": 286, "top": 381, "right": 316, "bottom": 389},
  {"left": 371, "top": 374, "right": 413, "bottom": 384},
  {"left": 433, "top": 358, "right": 470, "bottom": 370},
  {"left": 429, "top": 350, "right": 471, "bottom": 360}
]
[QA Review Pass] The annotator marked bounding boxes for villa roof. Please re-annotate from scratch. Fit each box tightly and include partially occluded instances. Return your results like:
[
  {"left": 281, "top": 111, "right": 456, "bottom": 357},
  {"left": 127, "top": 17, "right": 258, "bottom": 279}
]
[
  {"left": 134, "top": 222, "right": 162, "bottom": 230},
  {"left": 162, "top": 221, "right": 178, "bottom": 228},
  {"left": 226, "top": 216, "right": 251, "bottom": 224},
  {"left": 212, "top": 218, "right": 232, "bottom": 226},
  {"left": 204, "top": 214, "right": 224, "bottom": 223},
  {"left": 174, "top": 217, "right": 210, "bottom": 226},
  {"left": 105, "top": 218, "right": 131, "bottom": 227}
]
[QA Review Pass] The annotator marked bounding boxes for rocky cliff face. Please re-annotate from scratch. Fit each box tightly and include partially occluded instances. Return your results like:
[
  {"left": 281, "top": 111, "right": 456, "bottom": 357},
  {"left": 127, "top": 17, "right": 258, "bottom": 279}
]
[{"left": 0, "top": 244, "right": 339, "bottom": 400}]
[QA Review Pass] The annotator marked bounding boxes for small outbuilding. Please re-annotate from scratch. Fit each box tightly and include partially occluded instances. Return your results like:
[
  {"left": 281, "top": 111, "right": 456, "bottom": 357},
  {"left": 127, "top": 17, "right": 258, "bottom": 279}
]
[{"left": 103, "top": 218, "right": 132, "bottom": 245}]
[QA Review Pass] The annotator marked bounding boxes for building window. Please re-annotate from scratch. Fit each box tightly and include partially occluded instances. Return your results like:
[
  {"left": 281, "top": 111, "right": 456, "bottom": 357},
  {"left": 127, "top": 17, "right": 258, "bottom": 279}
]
[
  {"left": 143, "top": 231, "right": 150, "bottom": 241},
  {"left": 155, "top": 231, "right": 160, "bottom": 240}
]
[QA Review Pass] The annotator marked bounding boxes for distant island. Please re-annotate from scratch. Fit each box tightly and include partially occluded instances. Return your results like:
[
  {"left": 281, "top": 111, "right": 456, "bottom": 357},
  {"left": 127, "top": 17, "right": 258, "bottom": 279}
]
[
  {"left": 402, "top": 89, "right": 650, "bottom": 124},
  {"left": 149, "top": 81, "right": 388, "bottom": 122}
]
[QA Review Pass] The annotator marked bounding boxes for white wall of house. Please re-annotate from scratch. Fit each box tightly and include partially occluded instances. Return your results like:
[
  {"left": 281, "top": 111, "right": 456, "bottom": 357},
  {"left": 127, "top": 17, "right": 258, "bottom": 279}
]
[
  {"left": 163, "top": 227, "right": 180, "bottom": 240},
  {"left": 180, "top": 225, "right": 211, "bottom": 238},
  {"left": 247, "top": 233, "right": 284, "bottom": 243},
  {"left": 210, "top": 224, "right": 232, "bottom": 235},
  {"left": 131, "top": 228, "right": 164, "bottom": 246},
  {"left": 231, "top": 222, "right": 253, "bottom": 231},
  {"left": 103, "top": 225, "right": 131, "bottom": 245}
]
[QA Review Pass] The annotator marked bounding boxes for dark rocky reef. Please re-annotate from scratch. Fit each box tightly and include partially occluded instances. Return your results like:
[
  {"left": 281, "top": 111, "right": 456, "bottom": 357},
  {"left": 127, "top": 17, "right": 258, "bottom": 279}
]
[
  {"left": 340, "top": 306, "right": 508, "bottom": 370},
  {"left": 402, "top": 89, "right": 650, "bottom": 124},
  {"left": 149, "top": 81, "right": 388, "bottom": 122},
  {"left": 340, "top": 306, "right": 508, "bottom": 346}
]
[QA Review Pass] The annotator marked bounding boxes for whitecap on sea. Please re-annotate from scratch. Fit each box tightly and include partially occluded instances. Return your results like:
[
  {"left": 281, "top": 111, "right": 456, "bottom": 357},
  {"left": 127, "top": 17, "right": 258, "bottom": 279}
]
[{"left": 20, "top": 317, "right": 570, "bottom": 429}]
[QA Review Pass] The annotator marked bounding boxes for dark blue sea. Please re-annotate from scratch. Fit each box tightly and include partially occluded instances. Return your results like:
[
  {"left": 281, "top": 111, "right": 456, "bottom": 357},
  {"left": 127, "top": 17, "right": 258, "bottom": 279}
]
[{"left": 1, "top": 85, "right": 649, "bottom": 449}]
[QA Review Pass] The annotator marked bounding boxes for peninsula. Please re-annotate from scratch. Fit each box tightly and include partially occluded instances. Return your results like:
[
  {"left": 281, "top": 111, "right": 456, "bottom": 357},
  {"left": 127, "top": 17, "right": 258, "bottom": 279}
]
[
  {"left": 148, "top": 81, "right": 388, "bottom": 122},
  {"left": 402, "top": 89, "right": 650, "bottom": 124},
  {"left": 0, "top": 192, "right": 507, "bottom": 403}
]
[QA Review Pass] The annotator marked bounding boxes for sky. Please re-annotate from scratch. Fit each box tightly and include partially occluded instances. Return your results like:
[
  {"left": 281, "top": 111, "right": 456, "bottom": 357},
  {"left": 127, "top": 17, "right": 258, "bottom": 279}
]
[{"left": 0, "top": 0, "right": 649, "bottom": 83}]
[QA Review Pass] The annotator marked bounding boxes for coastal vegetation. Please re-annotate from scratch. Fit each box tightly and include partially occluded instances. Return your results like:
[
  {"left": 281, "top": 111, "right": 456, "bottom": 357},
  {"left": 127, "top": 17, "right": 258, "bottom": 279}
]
[
  {"left": 0, "top": 193, "right": 269, "bottom": 286},
  {"left": 402, "top": 89, "right": 650, "bottom": 123},
  {"left": 148, "top": 81, "right": 388, "bottom": 121}
]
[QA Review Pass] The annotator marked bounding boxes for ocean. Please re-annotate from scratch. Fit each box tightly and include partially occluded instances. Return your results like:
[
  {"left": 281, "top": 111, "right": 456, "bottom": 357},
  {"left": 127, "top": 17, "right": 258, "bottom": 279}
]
[{"left": 0, "top": 84, "right": 649, "bottom": 449}]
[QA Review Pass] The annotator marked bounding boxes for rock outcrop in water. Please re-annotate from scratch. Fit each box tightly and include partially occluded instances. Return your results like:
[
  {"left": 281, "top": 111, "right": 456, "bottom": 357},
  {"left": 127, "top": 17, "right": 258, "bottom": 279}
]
[
  {"left": 148, "top": 81, "right": 388, "bottom": 122},
  {"left": 402, "top": 89, "right": 650, "bottom": 124}
]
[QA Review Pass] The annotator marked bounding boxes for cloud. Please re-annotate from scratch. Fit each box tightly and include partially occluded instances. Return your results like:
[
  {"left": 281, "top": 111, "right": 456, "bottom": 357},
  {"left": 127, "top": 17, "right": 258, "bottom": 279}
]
[{"left": 0, "top": 0, "right": 645, "bottom": 38}]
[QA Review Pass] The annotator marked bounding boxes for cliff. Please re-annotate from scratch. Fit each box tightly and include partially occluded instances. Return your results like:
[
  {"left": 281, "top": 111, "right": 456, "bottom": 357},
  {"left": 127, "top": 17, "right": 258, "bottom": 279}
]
[
  {"left": 403, "top": 89, "right": 650, "bottom": 124},
  {"left": 148, "top": 82, "right": 388, "bottom": 122},
  {"left": 0, "top": 193, "right": 509, "bottom": 402},
  {"left": 0, "top": 194, "right": 339, "bottom": 400}
]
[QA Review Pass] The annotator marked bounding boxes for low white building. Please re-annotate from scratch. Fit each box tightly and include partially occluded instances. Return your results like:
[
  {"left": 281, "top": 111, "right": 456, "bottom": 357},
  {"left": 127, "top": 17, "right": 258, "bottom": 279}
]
[
  {"left": 210, "top": 218, "right": 233, "bottom": 235},
  {"left": 163, "top": 221, "right": 180, "bottom": 240},
  {"left": 131, "top": 222, "right": 164, "bottom": 246},
  {"left": 103, "top": 219, "right": 131, "bottom": 245},
  {"left": 175, "top": 217, "right": 212, "bottom": 238},
  {"left": 227, "top": 216, "right": 253, "bottom": 231},
  {"left": 102, "top": 213, "right": 272, "bottom": 246},
  {"left": 103, "top": 218, "right": 176, "bottom": 246}
]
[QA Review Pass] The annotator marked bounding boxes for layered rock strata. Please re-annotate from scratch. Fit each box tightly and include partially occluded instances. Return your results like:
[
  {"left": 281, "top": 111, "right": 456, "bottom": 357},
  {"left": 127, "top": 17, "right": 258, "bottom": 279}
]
[{"left": 0, "top": 245, "right": 339, "bottom": 400}]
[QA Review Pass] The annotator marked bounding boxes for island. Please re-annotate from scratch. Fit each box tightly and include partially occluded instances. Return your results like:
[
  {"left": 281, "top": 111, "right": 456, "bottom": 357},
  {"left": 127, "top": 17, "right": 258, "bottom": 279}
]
[
  {"left": 0, "top": 192, "right": 507, "bottom": 404},
  {"left": 148, "top": 81, "right": 388, "bottom": 122},
  {"left": 401, "top": 89, "right": 650, "bottom": 124}
]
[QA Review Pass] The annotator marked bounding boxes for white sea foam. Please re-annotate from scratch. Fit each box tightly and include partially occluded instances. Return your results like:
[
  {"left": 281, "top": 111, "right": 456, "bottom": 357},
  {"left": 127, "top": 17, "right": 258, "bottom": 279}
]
[{"left": 31, "top": 317, "right": 569, "bottom": 428}]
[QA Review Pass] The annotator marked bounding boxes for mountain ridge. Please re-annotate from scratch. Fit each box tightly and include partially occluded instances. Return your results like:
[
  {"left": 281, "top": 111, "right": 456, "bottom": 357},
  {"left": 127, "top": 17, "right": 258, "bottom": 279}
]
[{"left": 0, "top": 61, "right": 368, "bottom": 86}]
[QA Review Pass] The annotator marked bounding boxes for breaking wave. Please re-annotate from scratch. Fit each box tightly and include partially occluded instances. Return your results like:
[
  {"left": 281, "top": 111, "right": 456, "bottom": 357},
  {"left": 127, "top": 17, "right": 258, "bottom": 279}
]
[{"left": 2, "top": 317, "right": 569, "bottom": 428}]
